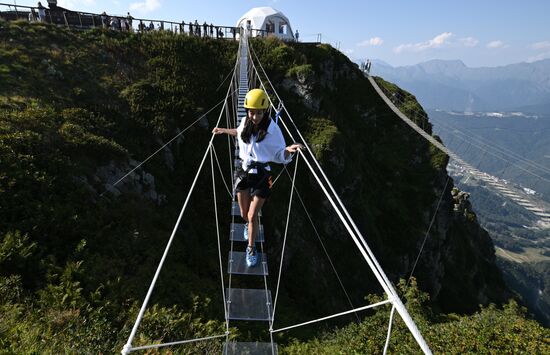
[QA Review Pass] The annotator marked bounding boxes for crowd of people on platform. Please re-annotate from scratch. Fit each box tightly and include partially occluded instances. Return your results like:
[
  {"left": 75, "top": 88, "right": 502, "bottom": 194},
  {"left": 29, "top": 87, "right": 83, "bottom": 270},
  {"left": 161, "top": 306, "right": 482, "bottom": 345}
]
[
  {"left": 134, "top": 19, "right": 240, "bottom": 40},
  {"left": 11, "top": 1, "right": 302, "bottom": 42}
]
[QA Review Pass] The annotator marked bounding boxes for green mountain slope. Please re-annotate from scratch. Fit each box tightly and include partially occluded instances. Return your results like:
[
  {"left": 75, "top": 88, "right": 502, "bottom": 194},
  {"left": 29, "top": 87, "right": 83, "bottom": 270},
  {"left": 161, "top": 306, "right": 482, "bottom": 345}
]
[{"left": 0, "top": 20, "right": 544, "bottom": 352}]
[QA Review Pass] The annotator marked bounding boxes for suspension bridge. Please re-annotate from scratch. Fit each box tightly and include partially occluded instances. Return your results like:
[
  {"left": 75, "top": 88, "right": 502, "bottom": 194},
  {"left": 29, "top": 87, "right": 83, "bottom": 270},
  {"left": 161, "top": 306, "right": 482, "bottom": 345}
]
[
  {"left": 117, "top": 32, "right": 434, "bottom": 354},
  {"left": 84, "top": 24, "right": 548, "bottom": 355}
]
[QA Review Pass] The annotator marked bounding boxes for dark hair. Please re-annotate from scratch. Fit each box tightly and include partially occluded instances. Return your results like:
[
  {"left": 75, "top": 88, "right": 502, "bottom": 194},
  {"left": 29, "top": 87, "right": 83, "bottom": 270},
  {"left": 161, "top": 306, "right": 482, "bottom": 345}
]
[{"left": 241, "top": 109, "right": 270, "bottom": 143}]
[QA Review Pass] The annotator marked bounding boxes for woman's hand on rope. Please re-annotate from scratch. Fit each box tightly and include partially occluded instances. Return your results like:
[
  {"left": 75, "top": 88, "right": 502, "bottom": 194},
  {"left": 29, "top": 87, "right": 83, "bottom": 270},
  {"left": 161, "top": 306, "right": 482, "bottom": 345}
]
[
  {"left": 285, "top": 143, "right": 304, "bottom": 153},
  {"left": 212, "top": 127, "right": 237, "bottom": 136}
]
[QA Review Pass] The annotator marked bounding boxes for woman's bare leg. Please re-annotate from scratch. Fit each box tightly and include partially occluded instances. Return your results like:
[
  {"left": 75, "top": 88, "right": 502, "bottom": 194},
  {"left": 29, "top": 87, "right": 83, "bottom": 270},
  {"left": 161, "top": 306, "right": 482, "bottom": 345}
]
[
  {"left": 247, "top": 195, "right": 266, "bottom": 247},
  {"left": 237, "top": 190, "right": 251, "bottom": 222}
]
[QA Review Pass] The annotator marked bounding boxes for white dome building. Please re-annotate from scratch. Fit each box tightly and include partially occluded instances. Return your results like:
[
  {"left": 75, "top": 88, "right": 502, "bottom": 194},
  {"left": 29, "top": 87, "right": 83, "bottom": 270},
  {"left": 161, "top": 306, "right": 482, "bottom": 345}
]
[{"left": 236, "top": 7, "right": 295, "bottom": 40}]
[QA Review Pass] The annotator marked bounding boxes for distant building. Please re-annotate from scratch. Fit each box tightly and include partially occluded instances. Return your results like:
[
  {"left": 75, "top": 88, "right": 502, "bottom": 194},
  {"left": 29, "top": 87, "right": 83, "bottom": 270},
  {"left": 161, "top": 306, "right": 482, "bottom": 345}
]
[{"left": 236, "top": 7, "right": 295, "bottom": 40}]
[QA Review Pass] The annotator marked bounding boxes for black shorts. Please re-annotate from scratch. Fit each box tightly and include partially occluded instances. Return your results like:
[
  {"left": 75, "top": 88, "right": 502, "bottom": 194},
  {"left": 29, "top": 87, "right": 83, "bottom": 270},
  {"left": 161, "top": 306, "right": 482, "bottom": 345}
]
[{"left": 235, "top": 167, "right": 272, "bottom": 199}]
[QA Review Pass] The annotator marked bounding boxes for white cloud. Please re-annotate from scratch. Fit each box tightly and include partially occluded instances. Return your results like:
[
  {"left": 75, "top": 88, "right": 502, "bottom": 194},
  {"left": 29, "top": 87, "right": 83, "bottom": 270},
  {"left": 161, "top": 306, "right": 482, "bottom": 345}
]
[
  {"left": 394, "top": 32, "right": 453, "bottom": 53},
  {"left": 487, "top": 40, "right": 508, "bottom": 49},
  {"left": 459, "top": 37, "right": 479, "bottom": 47},
  {"left": 527, "top": 51, "right": 550, "bottom": 62},
  {"left": 129, "top": 0, "right": 161, "bottom": 14},
  {"left": 357, "top": 37, "right": 384, "bottom": 47},
  {"left": 345, "top": 49, "right": 355, "bottom": 54},
  {"left": 531, "top": 41, "right": 550, "bottom": 50},
  {"left": 58, "top": 0, "right": 96, "bottom": 9}
]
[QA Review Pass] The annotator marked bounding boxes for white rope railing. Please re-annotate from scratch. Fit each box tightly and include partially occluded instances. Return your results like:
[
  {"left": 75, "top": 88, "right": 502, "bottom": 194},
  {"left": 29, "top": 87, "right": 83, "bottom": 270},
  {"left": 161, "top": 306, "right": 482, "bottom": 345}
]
[
  {"left": 122, "top": 55, "right": 238, "bottom": 354},
  {"left": 372, "top": 77, "right": 550, "bottom": 179},
  {"left": 210, "top": 148, "right": 229, "bottom": 334},
  {"left": 270, "top": 154, "right": 300, "bottom": 329},
  {"left": 368, "top": 75, "right": 549, "bottom": 219},
  {"left": 407, "top": 175, "right": 451, "bottom": 286},
  {"left": 247, "top": 41, "right": 432, "bottom": 355},
  {"left": 271, "top": 299, "right": 392, "bottom": 334},
  {"left": 211, "top": 144, "right": 233, "bottom": 198},
  {"left": 128, "top": 333, "right": 228, "bottom": 352},
  {"left": 101, "top": 96, "right": 231, "bottom": 196},
  {"left": 248, "top": 44, "right": 398, "bottom": 293},
  {"left": 121, "top": 139, "right": 218, "bottom": 355},
  {"left": 383, "top": 305, "right": 397, "bottom": 355},
  {"left": 284, "top": 168, "right": 360, "bottom": 322}
]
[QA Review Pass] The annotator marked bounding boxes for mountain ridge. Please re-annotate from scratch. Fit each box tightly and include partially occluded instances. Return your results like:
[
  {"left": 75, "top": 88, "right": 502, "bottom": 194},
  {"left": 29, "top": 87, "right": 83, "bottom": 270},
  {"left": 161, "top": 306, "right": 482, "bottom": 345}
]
[{"left": 370, "top": 58, "right": 550, "bottom": 111}]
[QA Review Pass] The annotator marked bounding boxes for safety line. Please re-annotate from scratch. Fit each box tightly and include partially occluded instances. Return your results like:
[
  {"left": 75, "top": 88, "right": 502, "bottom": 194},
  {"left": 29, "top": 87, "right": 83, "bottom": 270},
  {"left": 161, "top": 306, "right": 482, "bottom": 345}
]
[
  {"left": 435, "top": 122, "right": 550, "bottom": 182},
  {"left": 225, "top": 38, "right": 245, "bottom": 340},
  {"left": 271, "top": 299, "right": 392, "bottom": 334},
  {"left": 247, "top": 42, "right": 432, "bottom": 354},
  {"left": 369, "top": 75, "right": 549, "bottom": 219},
  {"left": 284, "top": 168, "right": 360, "bottom": 322},
  {"left": 269, "top": 166, "right": 287, "bottom": 189},
  {"left": 211, "top": 144, "right": 233, "bottom": 198},
  {"left": 102, "top": 92, "right": 234, "bottom": 196},
  {"left": 383, "top": 305, "right": 397, "bottom": 355},
  {"left": 373, "top": 79, "right": 550, "bottom": 182},
  {"left": 248, "top": 45, "right": 397, "bottom": 299},
  {"left": 216, "top": 59, "right": 239, "bottom": 92},
  {"left": 375, "top": 87, "right": 550, "bottom": 177},
  {"left": 271, "top": 153, "right": 300, "bottom": 329},
  {"left": 210, "top": 148, "right": 229, "bottom": 334},
  {"left": 248, "top": 44, "right": 397, "bottom": 291},
  {"left": 407, "top": 175, "right": 451, "bottom": 286},
  {"left": 128, "top": 333, "right": 228, "bottom": 352},
  {"left": 122, "top": 71, "right": 235, "bottom": 355}
]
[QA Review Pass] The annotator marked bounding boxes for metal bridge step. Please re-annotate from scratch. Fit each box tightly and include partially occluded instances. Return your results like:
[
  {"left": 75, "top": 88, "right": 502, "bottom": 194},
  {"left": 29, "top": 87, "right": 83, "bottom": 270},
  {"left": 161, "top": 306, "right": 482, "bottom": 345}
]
[
  {"left": 230, "top": 223, "right": 264, "bottom": 242},
  {"left": 223, "top": 342, "right": 278, "bottom": 355},
  {"left": 228, "top": 251, "right": 268, "bottom": 276},
  {"left": 226, "top": 288, "right": 273, "bottom": 321}
]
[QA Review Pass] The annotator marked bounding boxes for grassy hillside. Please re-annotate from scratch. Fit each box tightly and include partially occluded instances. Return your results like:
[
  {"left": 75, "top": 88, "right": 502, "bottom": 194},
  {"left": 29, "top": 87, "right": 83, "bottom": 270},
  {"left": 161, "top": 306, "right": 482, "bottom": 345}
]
[{"left": 0, "top": 20, "right": 544, "bottom": 352}]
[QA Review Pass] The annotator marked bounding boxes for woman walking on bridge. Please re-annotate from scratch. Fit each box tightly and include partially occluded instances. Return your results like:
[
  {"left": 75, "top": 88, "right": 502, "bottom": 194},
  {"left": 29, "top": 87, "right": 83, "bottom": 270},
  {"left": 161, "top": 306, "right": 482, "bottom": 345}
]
[{"left": 213, "top": 89, "right": 302, "bottom": 267}]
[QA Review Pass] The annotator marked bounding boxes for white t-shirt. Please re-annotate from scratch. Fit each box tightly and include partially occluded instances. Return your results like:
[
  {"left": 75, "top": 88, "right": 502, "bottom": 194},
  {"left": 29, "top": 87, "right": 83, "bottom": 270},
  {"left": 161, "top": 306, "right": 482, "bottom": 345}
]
[{"left": 236, "top": 118, "right": 292, "bottom": 171}]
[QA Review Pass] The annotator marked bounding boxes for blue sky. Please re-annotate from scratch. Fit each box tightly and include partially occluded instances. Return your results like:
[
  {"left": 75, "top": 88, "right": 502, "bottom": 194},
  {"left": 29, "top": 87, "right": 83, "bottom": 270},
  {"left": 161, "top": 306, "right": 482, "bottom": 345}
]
[{"left": 13, "top": 0, "right": 550, "bottom": 67}]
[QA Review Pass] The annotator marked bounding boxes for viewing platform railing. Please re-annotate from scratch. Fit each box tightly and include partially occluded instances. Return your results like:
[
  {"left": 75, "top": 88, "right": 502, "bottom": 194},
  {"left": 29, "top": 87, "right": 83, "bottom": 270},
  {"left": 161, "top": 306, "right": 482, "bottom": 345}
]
[{"left": 0, "top": 2, "right": 274, "bottom": 40}]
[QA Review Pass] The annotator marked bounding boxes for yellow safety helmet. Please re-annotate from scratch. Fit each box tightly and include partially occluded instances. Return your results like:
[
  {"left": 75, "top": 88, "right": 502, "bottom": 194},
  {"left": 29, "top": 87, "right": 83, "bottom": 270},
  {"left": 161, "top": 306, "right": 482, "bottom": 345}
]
[{"left": 244, "top": 89, "right": 269, "bottom": 109}]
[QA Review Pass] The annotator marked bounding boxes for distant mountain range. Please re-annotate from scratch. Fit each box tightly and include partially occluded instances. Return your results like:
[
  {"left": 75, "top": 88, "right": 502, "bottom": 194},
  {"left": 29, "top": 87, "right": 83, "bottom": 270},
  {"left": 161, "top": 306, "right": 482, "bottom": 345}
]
[{"left": 370, "top": 59, "right": 550, "bottom": 112}]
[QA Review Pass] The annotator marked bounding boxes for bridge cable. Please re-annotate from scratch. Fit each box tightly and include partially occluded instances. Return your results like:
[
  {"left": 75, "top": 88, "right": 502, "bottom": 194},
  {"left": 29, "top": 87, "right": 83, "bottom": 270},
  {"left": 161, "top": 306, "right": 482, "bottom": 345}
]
[
  {"left": 283, "top": 167, "right": 360, "bottom": 322},
  {"left": 383, "top": 305, "right": 397, "bottom": 355},
  {"left": 122, "top": 61, "right": 237, "bottom": 354},
  {"left": 211, "top": 144, "right": 233, "bottom": 198},
  {"left": 435, "top": 121, "right": 550, "bottom": 180},
  {"left": 210, "top": 145, "right": 231, "bottom": 338},
  {"left": 271, "top": 153, "right": 300, "bottom": 329},
  {"left": 248, "top": 43, "right": 399, "bottom": 294},
  {"left": 248, "top": 41, "right": 432, "bottom": 354},
  {"left": 407, "top": 175, "right": 451, "bottom": 287},
  {"left": 247, "top": 42, "right": 432, "bottom": 354},
  {"left": 248, "top": 42, "right": 399, "bottom": 301},
  {"left": 101, "top": 92, "right": 234, "bottom": 196}
]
